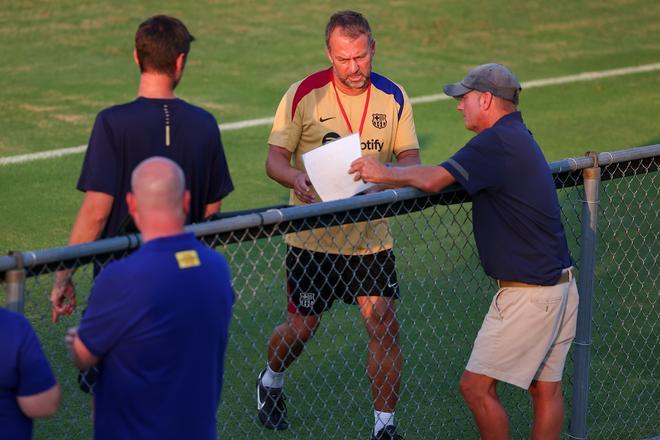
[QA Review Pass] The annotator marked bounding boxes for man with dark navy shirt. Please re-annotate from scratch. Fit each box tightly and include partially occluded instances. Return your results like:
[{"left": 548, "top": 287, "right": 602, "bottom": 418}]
[
  {"left": 66, "top": 157, "right": 234, "bottom": 440},
  {"left": 50, "top": 15, "right": 233, "bottom": 323},
  {"left": 351, "top": 63, "right": 579, "bottom": 440}
]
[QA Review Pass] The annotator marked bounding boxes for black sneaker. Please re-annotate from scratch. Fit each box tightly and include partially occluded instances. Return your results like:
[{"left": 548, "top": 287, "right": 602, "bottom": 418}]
[
  {"left": 256, "top": 369, "right": 289, "bottom": 430},
  {"left": 372, "top": 425, "right": 403, "bottom": 440}
]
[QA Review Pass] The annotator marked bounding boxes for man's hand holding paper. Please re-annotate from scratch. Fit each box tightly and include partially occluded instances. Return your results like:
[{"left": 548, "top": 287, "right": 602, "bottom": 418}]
[{"left": 302, "top": 133, "right": 375, "bottom": 202}]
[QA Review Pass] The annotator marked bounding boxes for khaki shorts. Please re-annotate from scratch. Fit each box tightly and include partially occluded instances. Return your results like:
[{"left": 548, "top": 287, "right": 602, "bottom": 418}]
[{"left": 466, "top": 270, "right": 579, "bottom": 389}]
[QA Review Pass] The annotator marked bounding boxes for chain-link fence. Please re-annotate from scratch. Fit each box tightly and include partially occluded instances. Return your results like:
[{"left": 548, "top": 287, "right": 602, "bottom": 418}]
[{"left": 1, "top": 146, "right": 658, "bottom": 439}]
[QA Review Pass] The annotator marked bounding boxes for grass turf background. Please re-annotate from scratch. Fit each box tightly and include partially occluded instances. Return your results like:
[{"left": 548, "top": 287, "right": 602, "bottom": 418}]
[
  {"left": 0, "top": 1, "right": 658, "bottom": 438},
  {"left": 1, "top": 0, "right": 660, "bottom": 251}
]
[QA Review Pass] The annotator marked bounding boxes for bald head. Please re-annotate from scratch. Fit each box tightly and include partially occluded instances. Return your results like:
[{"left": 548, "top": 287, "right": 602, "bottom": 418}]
[
  {"left": 128, "top": 157, "right": 189, "bottom": 240},
  {"left": 131, "top": 157, "right": 185, "bottom": 210}
]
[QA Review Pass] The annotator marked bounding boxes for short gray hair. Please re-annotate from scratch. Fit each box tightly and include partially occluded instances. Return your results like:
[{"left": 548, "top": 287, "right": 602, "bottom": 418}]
[{"left": 325, "top": 10, "right": 373, "bottom": 49}]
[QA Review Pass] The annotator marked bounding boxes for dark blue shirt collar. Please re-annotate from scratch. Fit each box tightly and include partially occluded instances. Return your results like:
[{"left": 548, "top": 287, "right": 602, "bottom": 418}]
[
  {"left": 141, "top": 232, "right": 196, "bottom": 251},
  {"left": 492, "top": 111, "right": 523, "bottom": 128}
]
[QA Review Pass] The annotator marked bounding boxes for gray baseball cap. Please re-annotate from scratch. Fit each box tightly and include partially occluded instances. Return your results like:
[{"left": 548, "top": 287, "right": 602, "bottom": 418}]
[{"left": 443, "top": 63, "right": 522, "bottom": 104}]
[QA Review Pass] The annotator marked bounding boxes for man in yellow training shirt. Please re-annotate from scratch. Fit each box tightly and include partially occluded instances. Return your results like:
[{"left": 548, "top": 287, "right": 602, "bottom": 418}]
[{"left": 257, "top": 10, "right": 420, "bottom": 440}]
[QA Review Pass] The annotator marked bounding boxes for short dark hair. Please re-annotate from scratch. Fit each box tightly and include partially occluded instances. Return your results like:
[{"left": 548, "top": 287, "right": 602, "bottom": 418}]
[
  {"left": 325, "top": 10, "right": 373, "bottom": 49},
  {"left": 135, "top": 15, "right": 195, "bottom": 74}
]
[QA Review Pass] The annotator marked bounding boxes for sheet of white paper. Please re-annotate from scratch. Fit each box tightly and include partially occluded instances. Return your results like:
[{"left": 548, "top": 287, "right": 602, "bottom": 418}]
[{"left": 302, "top": 133, "right": 374, "bottom": 202}]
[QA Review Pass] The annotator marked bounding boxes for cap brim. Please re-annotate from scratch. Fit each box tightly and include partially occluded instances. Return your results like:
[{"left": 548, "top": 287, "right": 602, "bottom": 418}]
[{"left": 443, "top": 82, "right": 472, "bottom": 98}]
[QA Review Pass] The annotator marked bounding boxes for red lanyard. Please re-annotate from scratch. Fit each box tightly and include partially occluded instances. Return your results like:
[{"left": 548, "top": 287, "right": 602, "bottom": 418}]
[{"left": 332, "top": 76, "right": 371, "bottom": 136}]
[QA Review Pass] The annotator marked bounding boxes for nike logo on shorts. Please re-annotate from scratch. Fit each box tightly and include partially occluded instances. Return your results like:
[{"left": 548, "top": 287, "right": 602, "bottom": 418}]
[
  {"left": 388, "top": 282, "right": 398, "bottom": 289},
  {"left": 319, "top": 116, "right": 336, "bottom": 122}
]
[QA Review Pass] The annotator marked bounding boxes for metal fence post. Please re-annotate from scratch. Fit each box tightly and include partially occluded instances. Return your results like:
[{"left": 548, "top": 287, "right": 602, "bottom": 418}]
[
  {"left": 5, "top": 252, "right": 26, "bottom": 314},
  {"left": 569, "top": 152, "right": 601, "bottom": 439}
]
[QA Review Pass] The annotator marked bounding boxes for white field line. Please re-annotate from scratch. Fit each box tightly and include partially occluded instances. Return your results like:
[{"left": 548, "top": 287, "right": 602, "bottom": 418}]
[
  {"left": 410, "top": 62, "right": 660, "bottom": 104},
  {"left": 2, "top": 62, "right": 659, "bottom": 166}
]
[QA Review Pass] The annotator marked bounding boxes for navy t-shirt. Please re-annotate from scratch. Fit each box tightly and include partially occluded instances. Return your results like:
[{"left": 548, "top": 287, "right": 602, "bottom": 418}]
[
  {"left": 0, "top": 309, "right": 57, "bottom": 440},
  {"left": 78, "top": 233, "right": 234, "bottom": 440},
  {"left": 77, "top": 97, "right": 234, "bottom": 238},
  {"left": 442, "top": 112, "right": 571, "bottom": 285}
]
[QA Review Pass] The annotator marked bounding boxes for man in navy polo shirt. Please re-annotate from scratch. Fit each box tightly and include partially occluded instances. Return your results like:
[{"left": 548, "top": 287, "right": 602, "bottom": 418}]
[
  {"left": 66, "top": 157, "right": 234, "bottom": 440},
  {"left": 51, "top": 14, "right": 233, "bottom": 322},
  {"left": 350, "top": 63, "right": 579, "bottom": 440},
  {"left": 0, "top": 309, "right": 61, "bottom": 440}
]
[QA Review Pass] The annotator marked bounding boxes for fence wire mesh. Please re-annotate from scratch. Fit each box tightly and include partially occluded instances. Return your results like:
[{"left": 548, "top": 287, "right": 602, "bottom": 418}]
[
  {"left": 584, "top": 160, "right": 659, "bottom": 439},
  {"left": 2, "top": 152, "right": 658, "bottom": 439}
]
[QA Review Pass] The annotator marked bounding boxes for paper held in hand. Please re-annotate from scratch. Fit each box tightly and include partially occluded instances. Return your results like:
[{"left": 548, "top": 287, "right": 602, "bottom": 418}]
[{"left": 302, "top": 133, "right": 375, "bottom": 202}]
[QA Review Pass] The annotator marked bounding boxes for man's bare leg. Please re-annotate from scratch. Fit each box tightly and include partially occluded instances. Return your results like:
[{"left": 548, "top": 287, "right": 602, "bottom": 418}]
[
  {"left": 528, "top": 380, "right": 564, "bottom": 440},
  {"left": 268, "top": 312, "right": 321, "bottom": 371},
  {"left": 459, "top": 371, "right": 509, "bottom": 440},
  {"left": 358, "top": 296, "right": 402, "bottom": 412},
  {"left": 258, "top": 312, "right": 322, "bottom": 430}
]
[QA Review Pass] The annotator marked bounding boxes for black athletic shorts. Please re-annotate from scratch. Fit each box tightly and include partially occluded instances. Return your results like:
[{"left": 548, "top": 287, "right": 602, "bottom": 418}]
[{"left": 286, "top": 246, "right": 399, "bottom": 316}]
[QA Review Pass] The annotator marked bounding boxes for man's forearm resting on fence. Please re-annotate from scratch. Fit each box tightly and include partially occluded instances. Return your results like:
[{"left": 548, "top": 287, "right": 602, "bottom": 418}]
[
  {"left": 359, "top": 150, "right": 423, "bottom": 193},
  {"left": 349, "top": 157, "right": 455, "bottom": 193}
]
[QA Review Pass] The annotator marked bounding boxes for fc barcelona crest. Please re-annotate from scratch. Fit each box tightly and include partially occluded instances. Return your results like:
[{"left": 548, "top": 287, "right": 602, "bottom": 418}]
[{"left": 372, "top": 113, "right": 387, "bottom": 129}]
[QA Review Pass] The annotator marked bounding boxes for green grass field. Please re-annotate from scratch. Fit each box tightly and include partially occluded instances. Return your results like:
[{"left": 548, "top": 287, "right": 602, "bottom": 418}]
[
  {"left": 1, "top": 0, "right": 660, "bottom": 251},
  {"left": 22, "top": 181, "right": 657, "bottom": 439},
  {"left": 1, "top": 1, "right": 658, "bottom": 439}
]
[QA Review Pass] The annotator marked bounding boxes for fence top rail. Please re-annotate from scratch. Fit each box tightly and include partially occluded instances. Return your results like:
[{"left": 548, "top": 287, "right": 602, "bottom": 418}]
[
  {"left": 1, "top": 144, "right": 658, "bottom": 275},
  {"left": 549, "top": 144, "right": 659, "bottom": 173},
  {"left": 0, "top": 184, "right": 436, "bottom": 274},
  {"left": 0, "top": 235, "right": 142, "bottom": 274}
]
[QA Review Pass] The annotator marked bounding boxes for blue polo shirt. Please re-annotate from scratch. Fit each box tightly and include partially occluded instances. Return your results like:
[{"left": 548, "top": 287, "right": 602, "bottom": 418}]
[
  {"left": 78, "top": 97, "right": 234, "bottom": 238},
  {"left": 78, "top": 233, "right": 234, "bottom": 440},
  {"left": 0, "top": 309, "right": 57, "bottom": 440},
  {"left": 442, "top": 112, "right": 571, "bottom": 285}
]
